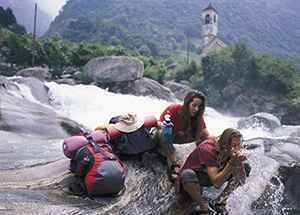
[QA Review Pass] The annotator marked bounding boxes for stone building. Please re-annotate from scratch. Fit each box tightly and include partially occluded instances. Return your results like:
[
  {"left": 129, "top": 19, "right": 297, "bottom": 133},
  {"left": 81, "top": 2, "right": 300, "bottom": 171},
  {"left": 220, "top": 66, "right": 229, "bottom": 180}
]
[{"left": 201, "top": 4, "right": 228, "bottom": 54}]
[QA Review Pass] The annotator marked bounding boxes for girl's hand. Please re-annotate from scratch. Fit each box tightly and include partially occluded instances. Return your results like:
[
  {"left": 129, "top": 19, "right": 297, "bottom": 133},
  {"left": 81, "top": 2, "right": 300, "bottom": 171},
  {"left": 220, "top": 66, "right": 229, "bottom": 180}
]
[
  {"left": 230, "top": 148, "right": 248, "bottom": 162},
  {"left": 157, "top": 121, "right": 165, "bottom": 130}
]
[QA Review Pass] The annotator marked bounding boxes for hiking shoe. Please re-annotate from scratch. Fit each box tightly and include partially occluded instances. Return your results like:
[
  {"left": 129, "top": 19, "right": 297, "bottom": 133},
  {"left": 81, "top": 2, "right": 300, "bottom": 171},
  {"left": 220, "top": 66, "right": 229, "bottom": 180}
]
[
  {"left": 208, "top": 200, "right": 228, "bottom": 215},
  {"left": 190, "top": 206, "right": 212, "bottom": 215}
]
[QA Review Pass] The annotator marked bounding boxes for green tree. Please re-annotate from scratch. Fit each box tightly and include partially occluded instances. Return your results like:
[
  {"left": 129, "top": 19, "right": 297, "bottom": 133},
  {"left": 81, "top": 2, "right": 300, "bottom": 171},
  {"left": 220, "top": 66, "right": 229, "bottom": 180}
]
[
  {"left": 0, "top": 33, "right": 31, "bottom": 67},
  {"left": 43, "top": 33, "right": 72, "bottom": 75},
  {"left": 0, "top": 7, "right": 17, "bottom": 27},
  {"left": 231, "top": 43, "right": 254, "bottom": 80},
  {"left": 62, "top": 16, "right": 94, "bottom": 43},
  {"left": 258, "top": 55, "right": 300, "bottom": 97},
  {"left": 70, "top": 43, "right": 125, "bottom": 67},
  {"left": 138, "top": 45, "right": 151, "bottom": 57},
  {"left": 174, "top": 60, "right": 199, "bottom": 82},
  {"left": 10, "top": 24, "right": 27, "bottom": 35},
  {"left": 190, "top": 70, "right": 205, "bottom": 91},
  {"left": 244, "top": 57, "right": 260, "bottom": 87},
  {"left": 138, "top": 56, "right": 166, "bottom": 84}
]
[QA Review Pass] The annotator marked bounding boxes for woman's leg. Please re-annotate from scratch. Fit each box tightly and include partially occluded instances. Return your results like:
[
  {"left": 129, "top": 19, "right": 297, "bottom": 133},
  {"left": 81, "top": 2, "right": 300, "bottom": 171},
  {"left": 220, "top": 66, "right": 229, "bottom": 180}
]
[
  {"left": 154, "top": 129, "right": 188, "bottom": 180},
  {"left": 181, "top": 169, "right": 209, "bottom": 212}
]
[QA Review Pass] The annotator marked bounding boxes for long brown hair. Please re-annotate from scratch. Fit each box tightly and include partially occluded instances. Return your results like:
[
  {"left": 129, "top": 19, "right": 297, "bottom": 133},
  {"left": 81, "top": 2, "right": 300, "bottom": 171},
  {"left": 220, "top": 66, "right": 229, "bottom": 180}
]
[
  {"left": 216, "top": 128, "right": 243, "bottom": 163},
  {"left": 181, "top": 90, "right": 207, "bottom": 141}
]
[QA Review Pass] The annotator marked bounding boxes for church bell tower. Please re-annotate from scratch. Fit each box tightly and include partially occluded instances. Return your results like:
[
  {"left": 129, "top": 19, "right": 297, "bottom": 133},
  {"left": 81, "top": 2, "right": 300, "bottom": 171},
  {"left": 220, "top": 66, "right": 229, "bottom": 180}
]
[{"left": 201, "top": 3, "right": 218, "bottom": 49}]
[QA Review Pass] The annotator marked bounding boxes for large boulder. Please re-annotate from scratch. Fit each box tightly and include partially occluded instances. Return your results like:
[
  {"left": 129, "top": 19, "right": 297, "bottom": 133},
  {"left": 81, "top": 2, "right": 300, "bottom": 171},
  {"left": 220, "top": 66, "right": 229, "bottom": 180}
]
[
  {"left": 1, "top": 91, "right": 84, "bottom": 140},
  {"left": 15, "top": 67, "right": 52, "bottom": 82},
  {"left": 100, "top": 77, "right": 177, "bottom": 102},
  {"left": 237, "top": 112, "right": 281, "bottom": 131},
  {"left": 84, "top": 56, "right": 144, "bottom": 83},
  {"left": 164, "top": 81, "right": 192, "bottom": 101}
]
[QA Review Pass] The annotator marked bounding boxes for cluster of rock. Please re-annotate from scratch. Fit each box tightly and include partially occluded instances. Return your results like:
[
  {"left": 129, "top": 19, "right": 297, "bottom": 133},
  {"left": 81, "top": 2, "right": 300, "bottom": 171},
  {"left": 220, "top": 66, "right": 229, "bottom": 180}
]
[
  {"left": 215, "top": 79, "right": 300, "bottom": 125},
  {"left": 2, "top": 56, "right": 191, "bottom": 102},
  {"left": 83, "top": 56, "right": 186, "bottom": 102},
  {"left": 1, "top": 55, "right": 300, "bottom": 125}
]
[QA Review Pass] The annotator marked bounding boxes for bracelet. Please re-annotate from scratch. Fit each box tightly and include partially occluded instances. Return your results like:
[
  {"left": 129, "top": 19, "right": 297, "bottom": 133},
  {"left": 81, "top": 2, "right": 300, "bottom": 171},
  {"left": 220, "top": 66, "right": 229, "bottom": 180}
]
[{"left": 227, "top": 161, "right": 236, "bottom": 167}]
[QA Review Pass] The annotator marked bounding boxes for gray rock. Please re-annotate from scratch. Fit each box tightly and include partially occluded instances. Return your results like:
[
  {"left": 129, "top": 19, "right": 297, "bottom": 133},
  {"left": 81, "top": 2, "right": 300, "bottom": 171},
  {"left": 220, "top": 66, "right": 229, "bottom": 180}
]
[
  {"left": 60, "top": 74, "right": 73, "bottom": 79},
  {"left": 164, "top": 81, "right": 192, "bottom": 101},
  {"left": 0, "top": 75, "right": 20, "bottom": 92},
  {"left": 166, "top": 62, "right": 179, "bottom": 70},
  {"left": 84, "top": 56, "right": 144, "bottom": 83},
  {"left": 10, "top": 76, "right": 51, "bottom": 105},
  {"left": 54, "top": 78, "right": 77, "bottom": 86},
  {"left": 0, "top": 91, "right": 84, "bottom": 140},
  {"left": 237, "top": 112, "right": 281, "bottom": 131},
  {"left": 101, "top": 77, "right": 177, "bottom": 102},
  {"left": 63, "top": 66, "right": 77, "bottom": 75},
  {"left": 179, "top": 80, "right": 191, "bottom": 86},
  {"left": 15, "top": 67, "right": 52, "bottom": 82}
]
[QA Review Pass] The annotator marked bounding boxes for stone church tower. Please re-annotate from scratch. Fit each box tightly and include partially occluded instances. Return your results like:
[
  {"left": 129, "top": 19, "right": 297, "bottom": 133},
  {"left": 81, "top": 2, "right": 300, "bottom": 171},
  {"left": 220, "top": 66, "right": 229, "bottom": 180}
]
[{"left": 201, "top": 4, "right": 228, "bottom": 54}]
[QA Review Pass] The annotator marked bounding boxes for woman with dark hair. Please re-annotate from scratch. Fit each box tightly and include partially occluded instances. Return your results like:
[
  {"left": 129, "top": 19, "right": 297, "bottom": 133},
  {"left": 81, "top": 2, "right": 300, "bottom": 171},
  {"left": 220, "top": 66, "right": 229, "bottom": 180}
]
[
  {"left": 174, "top": 128, "right": 249, "bottom": 215},
  {"left": 155, "top": 90, "right": 216, "bottom": 182}
]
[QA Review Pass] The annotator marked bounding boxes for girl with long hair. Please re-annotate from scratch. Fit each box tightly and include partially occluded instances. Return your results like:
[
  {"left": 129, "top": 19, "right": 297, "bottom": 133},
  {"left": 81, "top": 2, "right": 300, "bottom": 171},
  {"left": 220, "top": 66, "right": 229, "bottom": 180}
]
[
  {"left": 156, "top": 90, "right": 216, "bottom": 182},
  {"left": 174, "top": 128, "right": 249, "bottom": 215}
]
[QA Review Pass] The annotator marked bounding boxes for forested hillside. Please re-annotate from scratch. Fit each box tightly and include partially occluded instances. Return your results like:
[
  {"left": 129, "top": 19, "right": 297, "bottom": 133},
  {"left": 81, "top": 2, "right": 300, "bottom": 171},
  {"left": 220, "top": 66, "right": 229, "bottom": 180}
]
[
  {"left": 0, "top": 0, "right": 53, "bottom": 36},
  {"left": 44, "top": 0, "right": 300, "bottom": 60}
]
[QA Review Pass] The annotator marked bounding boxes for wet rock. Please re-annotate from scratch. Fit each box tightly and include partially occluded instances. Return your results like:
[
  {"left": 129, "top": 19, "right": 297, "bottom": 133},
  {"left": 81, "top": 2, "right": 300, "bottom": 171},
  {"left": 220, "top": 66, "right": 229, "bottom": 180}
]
[
  {"left": 15, "top": 67, "right": 52, "bottom": 82},
  {"left": 54, "top": 78, "right": 77, "bottom": 86},
  {"left": 99, "top": 77, "right": 177, "bottom": 102},
  {"left": 0, "top": 91, "right": 85, "bottom": 140},
  {"left": 0, "top": 75, "right": 19, "bottom": 91},
  {"left": 164, "top": 81, "right": 192, "bottom": 101},
  {"left": 10, "top": 76, "right": 52, "bottom": 106},
  {"left": 237, "top": 112, "right": 281, "bottom": 131}
]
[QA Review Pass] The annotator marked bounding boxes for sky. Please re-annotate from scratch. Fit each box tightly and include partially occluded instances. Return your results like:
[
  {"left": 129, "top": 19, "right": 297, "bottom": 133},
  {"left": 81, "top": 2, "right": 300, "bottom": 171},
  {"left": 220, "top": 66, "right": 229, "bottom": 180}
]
[{"left": 35, "top": 0, "right": 67, "bottom": 18}]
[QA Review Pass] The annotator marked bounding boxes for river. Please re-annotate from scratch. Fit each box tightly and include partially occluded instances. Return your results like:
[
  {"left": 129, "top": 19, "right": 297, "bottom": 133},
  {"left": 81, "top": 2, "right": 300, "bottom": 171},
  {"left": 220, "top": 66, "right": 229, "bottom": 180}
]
[{"left": 0, "top": 80, "right": 299, "bottom": 215}]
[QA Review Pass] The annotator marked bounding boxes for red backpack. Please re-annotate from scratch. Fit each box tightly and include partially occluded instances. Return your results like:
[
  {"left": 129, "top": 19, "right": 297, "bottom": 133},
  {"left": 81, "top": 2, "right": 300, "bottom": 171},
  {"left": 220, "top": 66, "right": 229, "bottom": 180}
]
[{"left": 69, "top": 132, "right": 126, "bottom": 197}]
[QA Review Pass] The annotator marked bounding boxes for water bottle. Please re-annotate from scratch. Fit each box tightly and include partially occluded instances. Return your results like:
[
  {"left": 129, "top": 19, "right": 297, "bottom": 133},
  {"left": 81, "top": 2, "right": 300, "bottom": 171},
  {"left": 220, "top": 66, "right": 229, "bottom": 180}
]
[
  {"left": 76, "top": 156, "right": 91, "bottom": 177},
  {"left": 163, "top": 114, "right": 172, "bottom": 144}
]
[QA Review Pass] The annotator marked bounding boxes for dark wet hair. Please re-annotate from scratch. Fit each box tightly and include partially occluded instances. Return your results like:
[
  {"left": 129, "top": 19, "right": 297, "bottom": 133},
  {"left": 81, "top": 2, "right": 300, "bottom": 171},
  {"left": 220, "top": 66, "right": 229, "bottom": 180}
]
[
  {"left": 182, "top": 90, "right": 207, "bottom": 141},
  {"left": 216, "top": 128, "right": 243, "bottom": 163}
]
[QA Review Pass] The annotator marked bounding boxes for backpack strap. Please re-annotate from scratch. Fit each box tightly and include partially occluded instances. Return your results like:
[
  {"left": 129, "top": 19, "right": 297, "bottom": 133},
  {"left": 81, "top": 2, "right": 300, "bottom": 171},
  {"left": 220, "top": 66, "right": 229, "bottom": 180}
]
[
  {"left": 68, "top": 177, "right": 88, "bottom": 197},
  {"left": 83, "top": 132, "right": 116, "bottom": 161}
]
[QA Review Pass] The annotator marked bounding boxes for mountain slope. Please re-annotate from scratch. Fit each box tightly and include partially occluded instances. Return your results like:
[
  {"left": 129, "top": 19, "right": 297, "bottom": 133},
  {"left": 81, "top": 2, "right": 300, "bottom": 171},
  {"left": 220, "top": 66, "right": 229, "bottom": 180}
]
[
  {"left": 0, "top": 0, "right": 53, "bottom": 36},
  {"left": 45, "top": 0, "right": 300, "bottom": 59}
]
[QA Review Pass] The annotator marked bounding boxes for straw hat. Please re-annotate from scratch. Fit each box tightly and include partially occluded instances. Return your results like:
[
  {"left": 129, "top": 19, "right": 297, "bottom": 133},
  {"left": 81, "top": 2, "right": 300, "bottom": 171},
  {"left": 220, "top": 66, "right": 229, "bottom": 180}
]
[{"left": 113, "top": 113, "right": 144, "bottom": 133}]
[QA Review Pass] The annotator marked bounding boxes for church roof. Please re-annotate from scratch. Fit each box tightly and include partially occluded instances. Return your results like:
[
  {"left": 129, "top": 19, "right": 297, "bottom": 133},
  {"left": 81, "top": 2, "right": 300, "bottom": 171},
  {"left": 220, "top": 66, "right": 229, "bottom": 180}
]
[
  {"left": 201, "top": 36, "right": 228, "bottom": 54},
  {"left": 202, "top": 3, "right": 218, "bottom": 14}
]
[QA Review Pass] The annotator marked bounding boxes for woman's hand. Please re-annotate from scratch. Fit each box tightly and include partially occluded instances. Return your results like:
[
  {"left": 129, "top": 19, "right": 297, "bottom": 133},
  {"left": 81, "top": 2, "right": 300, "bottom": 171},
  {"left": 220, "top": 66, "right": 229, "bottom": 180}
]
[
  {"left": 230, "top": 147, "right": 248, "bottom": 163},
  {"left": 157, "top": 120, "right": 165, "bottom": 130},
  {"left": 157, "top": 120, "right": 173, "bottom": 130},
  {"left": 229, "top": 148, "right": 247, "bottom": 185}
]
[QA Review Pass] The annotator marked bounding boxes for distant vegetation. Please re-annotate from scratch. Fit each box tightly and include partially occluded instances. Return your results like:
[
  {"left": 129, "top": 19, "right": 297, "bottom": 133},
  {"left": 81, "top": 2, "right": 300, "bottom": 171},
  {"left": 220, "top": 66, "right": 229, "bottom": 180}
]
[{"left": 45, "top": 0, "right": 300, "bottom": 60}]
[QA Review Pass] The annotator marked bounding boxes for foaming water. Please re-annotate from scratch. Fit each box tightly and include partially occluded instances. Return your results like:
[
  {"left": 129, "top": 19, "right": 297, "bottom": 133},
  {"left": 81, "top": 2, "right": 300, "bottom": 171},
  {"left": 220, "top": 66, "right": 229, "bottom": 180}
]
[{"left": 46, "top": 82, "right": 171, "bottom": 130}]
